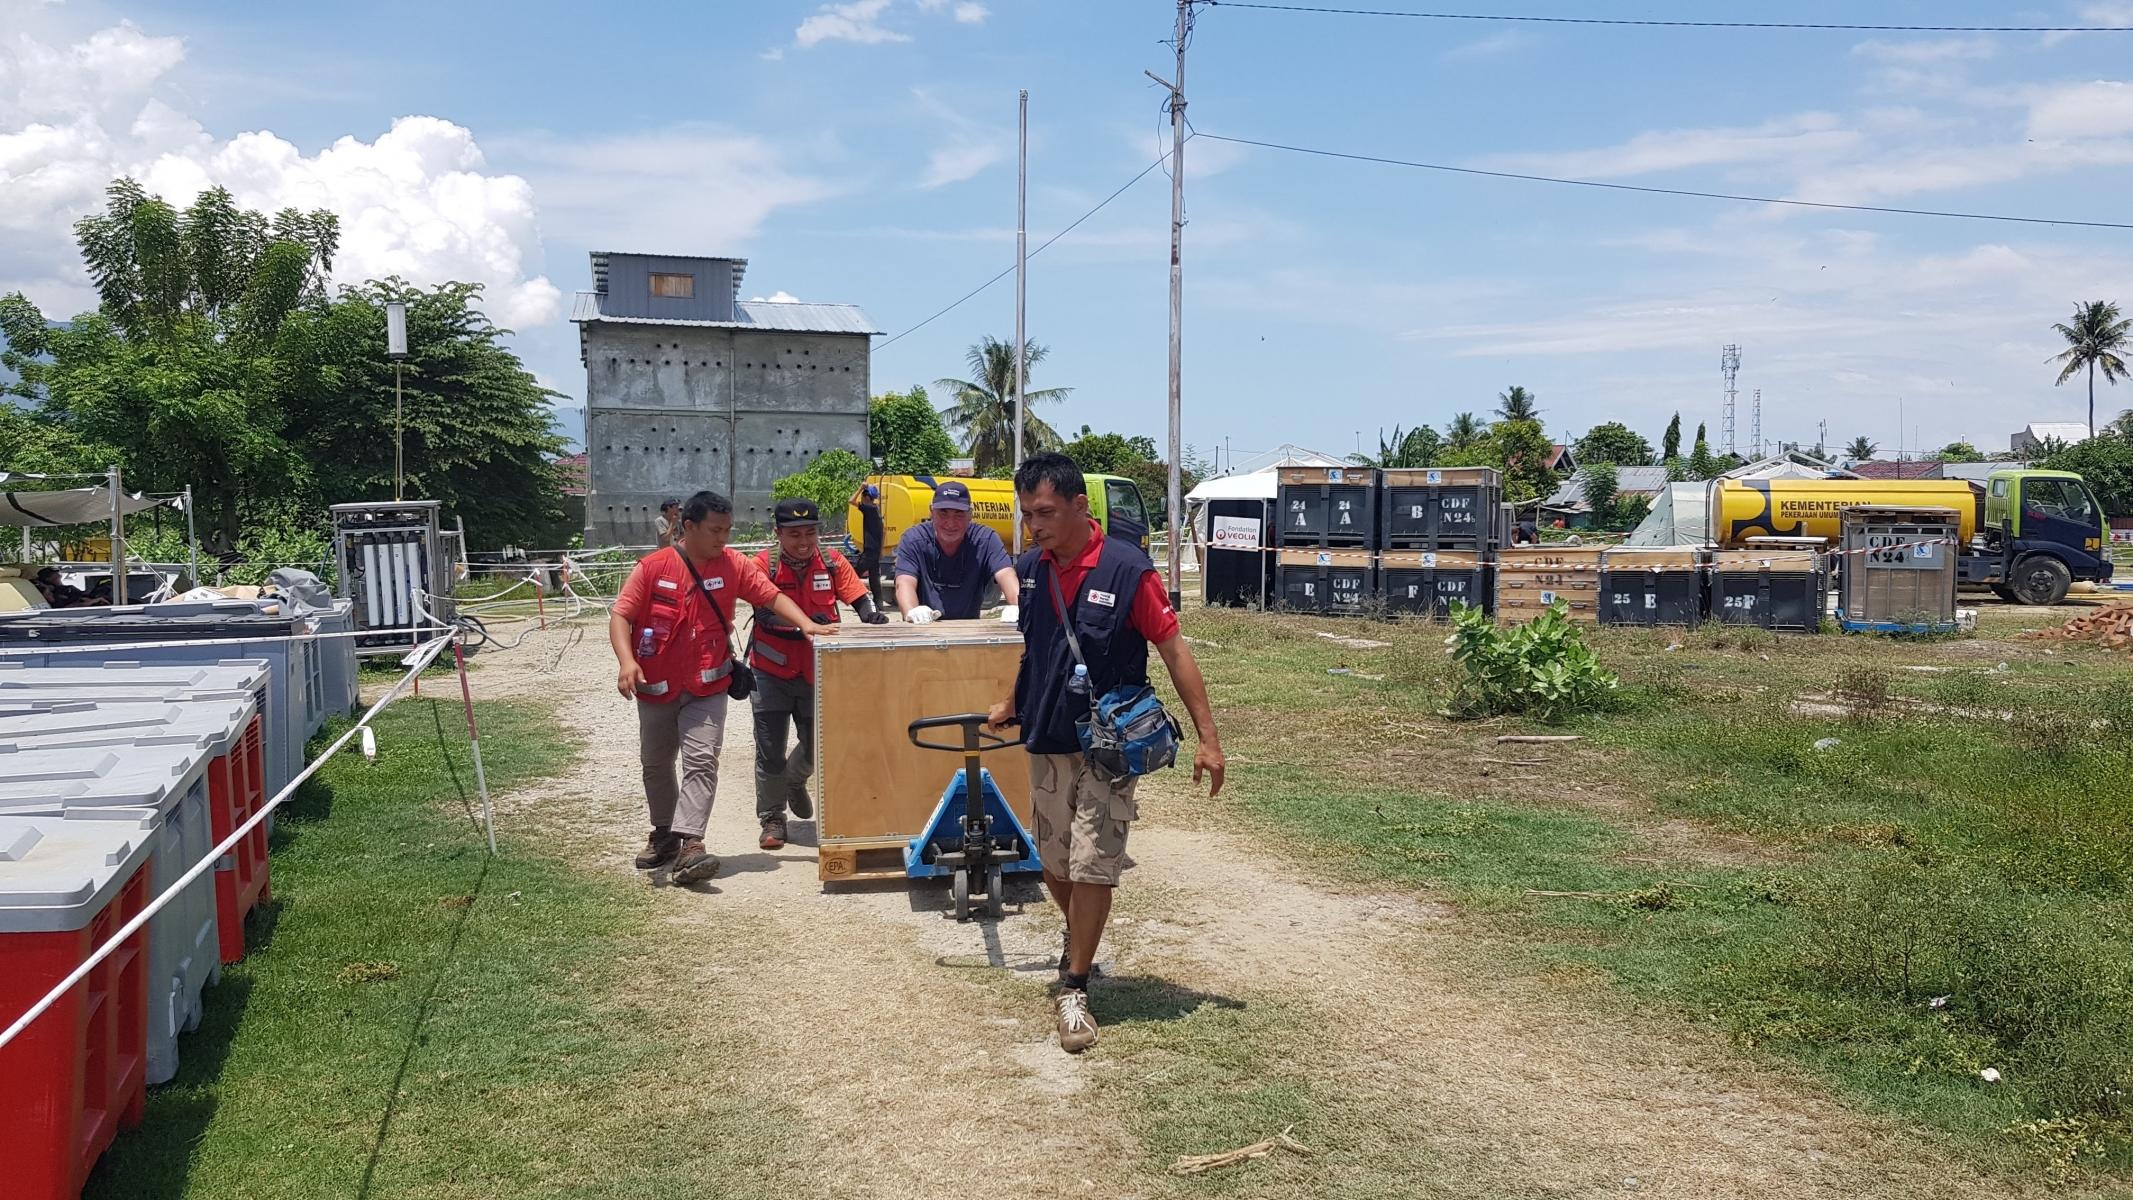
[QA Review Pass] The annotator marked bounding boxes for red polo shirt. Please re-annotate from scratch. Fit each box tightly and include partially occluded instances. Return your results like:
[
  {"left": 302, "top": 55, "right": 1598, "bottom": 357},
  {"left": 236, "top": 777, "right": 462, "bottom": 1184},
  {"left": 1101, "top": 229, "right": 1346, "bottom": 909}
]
[{"left": 1040, "top": 519, "right": 1180, "bottom": 645}]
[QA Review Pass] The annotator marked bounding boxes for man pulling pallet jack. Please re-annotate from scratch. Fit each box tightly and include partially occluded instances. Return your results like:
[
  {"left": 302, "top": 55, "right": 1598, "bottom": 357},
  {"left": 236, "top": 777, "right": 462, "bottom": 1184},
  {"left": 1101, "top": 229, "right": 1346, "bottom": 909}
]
[{"left": 987, "top": 453, "right": 1225, "bottom": 1054}]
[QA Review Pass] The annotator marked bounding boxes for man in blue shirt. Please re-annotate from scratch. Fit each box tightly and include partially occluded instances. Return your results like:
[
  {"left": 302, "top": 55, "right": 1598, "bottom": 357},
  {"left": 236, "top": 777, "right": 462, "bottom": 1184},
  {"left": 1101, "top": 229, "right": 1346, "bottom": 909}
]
[{"left": 893, "top": 480, "right": 1021, "bottom": 622}]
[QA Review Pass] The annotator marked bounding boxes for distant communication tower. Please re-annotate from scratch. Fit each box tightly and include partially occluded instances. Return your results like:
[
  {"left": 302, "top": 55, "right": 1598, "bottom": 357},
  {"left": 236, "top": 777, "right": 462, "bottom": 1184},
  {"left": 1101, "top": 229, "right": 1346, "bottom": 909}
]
[
  {"left": 1720, "top": 345, "right": 1742, "bottom": 456},
  {"left": 1752, "top": 388, "right": 1763, "bottom": 458}
]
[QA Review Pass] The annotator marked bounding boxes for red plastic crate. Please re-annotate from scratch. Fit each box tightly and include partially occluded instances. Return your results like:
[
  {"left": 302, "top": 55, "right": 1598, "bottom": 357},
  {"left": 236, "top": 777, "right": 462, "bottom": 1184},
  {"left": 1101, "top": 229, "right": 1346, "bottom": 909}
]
[
  {"left": 0, "top": 837, "right": 151, "bottom": 1200},
  {"left": 208, "top": 714, "right": 272, "bottom": 964}
]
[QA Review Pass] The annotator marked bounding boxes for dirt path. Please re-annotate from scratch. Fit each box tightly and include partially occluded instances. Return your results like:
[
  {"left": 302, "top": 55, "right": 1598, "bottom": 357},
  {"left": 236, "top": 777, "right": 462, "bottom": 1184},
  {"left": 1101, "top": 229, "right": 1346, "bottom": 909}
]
[{"left": 466, "top": 618, "right": 2025, "bottom": 1200}]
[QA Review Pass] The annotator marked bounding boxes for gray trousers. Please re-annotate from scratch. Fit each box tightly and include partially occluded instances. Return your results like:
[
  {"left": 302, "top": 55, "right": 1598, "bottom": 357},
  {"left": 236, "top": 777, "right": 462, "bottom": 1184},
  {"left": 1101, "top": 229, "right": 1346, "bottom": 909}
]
[
  {"left": 637, "top": 691, "right": 728, "bottom": 839},
  {"left": 751, "top": 671, "right": 815, "bottom": 821}
]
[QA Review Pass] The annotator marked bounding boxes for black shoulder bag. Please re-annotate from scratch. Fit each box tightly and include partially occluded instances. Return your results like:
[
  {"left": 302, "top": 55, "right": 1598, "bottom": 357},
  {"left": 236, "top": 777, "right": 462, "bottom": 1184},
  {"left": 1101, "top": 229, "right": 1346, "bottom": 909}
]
[{"left": 678, "top": 553, "right": 755, "bottom": 702}]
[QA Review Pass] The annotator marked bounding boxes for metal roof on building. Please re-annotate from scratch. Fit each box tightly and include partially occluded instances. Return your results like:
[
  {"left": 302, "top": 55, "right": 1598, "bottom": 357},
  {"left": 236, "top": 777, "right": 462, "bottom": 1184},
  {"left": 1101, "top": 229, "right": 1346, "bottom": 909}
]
[
  {"left": 588, "top": 251, "right": 747, "bottom": 296},
  {"left": 1544, "top": 465, "right": 1673, "bottom": 509},
  {"left": 570, "top": 291, "right": 878, "bottom": 335}
]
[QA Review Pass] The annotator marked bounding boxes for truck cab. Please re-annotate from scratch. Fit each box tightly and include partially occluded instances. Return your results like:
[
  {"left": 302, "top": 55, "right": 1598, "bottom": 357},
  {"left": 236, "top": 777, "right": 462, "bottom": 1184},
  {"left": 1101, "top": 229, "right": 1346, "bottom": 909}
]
[{"left": 1967, "top": 469, "right": 2113, "bottom": 604}]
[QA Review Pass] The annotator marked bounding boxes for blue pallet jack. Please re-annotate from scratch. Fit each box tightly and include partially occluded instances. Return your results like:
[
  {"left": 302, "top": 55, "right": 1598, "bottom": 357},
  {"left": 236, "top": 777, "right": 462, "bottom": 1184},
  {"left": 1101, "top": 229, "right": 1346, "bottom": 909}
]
[{"left": 903, "top": 713, "right": 1042, "bottom": 919}]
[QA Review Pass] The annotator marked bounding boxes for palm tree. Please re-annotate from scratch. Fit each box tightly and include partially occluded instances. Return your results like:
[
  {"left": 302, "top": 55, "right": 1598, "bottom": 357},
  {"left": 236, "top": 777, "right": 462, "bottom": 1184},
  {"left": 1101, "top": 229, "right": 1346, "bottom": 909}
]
[
  {"left": 1495, "top": 385, "right": 1540, "bottom": 423},
  {"left": 1445, "top": 412, "right": 1485, "bottom": 451},
  {"left": 935, "top": 336, "right": 1072, "bottom": 473},
  {"left": 1844, "top": 435, "right": 1878, "bottom": 461},
  {"left": 2051, "top": 300, "right": 2130, "bottom": 436}
]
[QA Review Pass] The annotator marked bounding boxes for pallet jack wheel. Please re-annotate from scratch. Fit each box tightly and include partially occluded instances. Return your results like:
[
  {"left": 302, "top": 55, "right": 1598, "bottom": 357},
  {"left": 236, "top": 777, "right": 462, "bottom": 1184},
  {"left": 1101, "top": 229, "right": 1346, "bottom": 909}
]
[
  {"left": 952, "top": 868, "right": 971, "bottom": 920},
  {"left": 986, "top": 866, "right": 1003, "bottom": 918}
]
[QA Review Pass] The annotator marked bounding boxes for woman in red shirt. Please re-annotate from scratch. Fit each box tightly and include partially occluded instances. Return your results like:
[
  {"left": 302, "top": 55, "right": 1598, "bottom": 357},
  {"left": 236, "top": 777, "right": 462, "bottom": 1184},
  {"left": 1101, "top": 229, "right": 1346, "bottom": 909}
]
[{"left": 610, "top": 491, "right": 818, "bottom": 883}]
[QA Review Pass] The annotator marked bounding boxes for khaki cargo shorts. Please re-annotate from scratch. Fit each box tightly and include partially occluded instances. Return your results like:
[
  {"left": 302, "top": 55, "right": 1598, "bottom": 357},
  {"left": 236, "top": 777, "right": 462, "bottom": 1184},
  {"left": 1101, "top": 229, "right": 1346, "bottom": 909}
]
[{"left": 1029, "top": 752, "right": 1138, "bottom": 886}]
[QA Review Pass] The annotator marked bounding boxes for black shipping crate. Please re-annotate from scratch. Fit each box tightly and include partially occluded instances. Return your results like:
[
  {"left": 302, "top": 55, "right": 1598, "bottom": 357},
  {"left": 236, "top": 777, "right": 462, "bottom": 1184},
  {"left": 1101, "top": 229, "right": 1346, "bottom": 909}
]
[
  {"left": 1379, "top": 550, "right": 1489, "bottom": 618},
  {"left": 1276, "top": 549, "right": 1375, "bottom": 616},
  {"left": 1710, "top": 551, "right": 1823, "bottom": 631},
  {"left": 1276, "top": 467, "right": 1377, "bottom": 547},
  {"left": 1201, "top": 498, "right": 1274, "bottom": 608},
  {"left": 1598, "top": 549, "right": 1705, "bottom": 628},
  {"left": 1379, "top": 467, "right": 1500, "bottom": 549}
]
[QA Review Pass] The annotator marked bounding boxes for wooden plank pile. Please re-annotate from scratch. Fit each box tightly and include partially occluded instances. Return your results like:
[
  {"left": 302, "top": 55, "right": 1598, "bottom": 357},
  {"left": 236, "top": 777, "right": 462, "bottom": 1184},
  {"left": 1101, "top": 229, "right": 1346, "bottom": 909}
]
[{"left": 2020, "top": 603, "right": 2133, "bottom": 652}]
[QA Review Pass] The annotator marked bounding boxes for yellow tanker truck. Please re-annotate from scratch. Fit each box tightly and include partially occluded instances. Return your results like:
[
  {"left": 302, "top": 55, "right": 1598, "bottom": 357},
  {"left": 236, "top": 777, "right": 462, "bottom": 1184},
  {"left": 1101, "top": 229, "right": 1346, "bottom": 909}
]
[{"left": 1709, "top": 469, "right": 2112, "bottom": 604}]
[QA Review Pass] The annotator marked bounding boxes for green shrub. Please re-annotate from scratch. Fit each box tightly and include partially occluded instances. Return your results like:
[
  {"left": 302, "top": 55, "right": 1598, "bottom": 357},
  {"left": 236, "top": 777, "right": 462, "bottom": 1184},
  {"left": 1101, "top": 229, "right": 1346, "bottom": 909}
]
[
  {"left": 771, "top": 449, "right": 871, "bottom": 532},
  {"left": 1443, "top": 601, "right": 1618, "bottom": 723}
]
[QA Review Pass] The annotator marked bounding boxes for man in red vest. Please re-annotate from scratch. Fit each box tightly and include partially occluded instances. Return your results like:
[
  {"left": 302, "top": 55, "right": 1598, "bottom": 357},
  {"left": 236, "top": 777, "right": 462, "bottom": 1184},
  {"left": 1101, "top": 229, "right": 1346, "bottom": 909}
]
[
  {"left": 749, "top": 497, "right": 887, "bottom": 849},
  {"left": 610, "top": 490, "right": 821, "bottom": 884}
]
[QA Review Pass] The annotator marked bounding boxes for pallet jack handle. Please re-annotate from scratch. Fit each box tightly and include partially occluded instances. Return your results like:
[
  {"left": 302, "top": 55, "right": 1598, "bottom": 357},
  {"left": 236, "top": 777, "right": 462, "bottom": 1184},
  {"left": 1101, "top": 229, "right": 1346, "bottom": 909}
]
[{"left": 906, "top": 713, "right": 1019, "bottom": 756}]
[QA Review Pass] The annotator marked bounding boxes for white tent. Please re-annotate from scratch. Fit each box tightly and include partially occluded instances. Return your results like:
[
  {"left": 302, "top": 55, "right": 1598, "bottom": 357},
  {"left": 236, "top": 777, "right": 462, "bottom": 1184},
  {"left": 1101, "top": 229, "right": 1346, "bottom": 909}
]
[
  {"left": 1623, "top": 483, "right": 1712, "bottom": 547},
  {"left": 0, "top": 484, "right": 168, "bottom": 527}
]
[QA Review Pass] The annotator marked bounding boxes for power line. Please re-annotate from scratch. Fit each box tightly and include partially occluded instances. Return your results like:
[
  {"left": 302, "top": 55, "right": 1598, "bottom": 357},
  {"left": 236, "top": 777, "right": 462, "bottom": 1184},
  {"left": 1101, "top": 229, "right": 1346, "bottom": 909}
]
[
  {"left": 876, "top": 148, "right": 1178, "bottom": 349},
  {"left": 1192, "top": 131, "right": 2133, "bottom": 230},
  {"left": 1203, "top": 2, "right": 2133, "bottom": 33}
]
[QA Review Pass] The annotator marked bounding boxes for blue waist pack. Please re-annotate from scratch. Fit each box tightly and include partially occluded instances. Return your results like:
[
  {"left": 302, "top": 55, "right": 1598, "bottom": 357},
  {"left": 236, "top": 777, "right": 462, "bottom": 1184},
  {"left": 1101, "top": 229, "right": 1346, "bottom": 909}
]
[{"left": 1076, "top": 684, "right": 1183, "bottom": 782}]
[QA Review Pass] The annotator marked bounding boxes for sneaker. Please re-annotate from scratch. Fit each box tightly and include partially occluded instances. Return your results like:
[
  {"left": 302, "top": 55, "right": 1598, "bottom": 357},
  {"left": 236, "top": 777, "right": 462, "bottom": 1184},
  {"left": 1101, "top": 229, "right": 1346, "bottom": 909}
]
[
  {"left": 633, "top": 828, "right": 680, "bottom": 870},
  {"left": 1054, "top": 988, "right": 1098, "bottom": 1054},
  {"left": 671, "top": 838, "right": 719, "bottom": 884},
  {"left": 759, "top": 818, "right": 788, "bottom": 851},
  {"left": 789, "top": 790, "right": 814, "bottom": 821}
]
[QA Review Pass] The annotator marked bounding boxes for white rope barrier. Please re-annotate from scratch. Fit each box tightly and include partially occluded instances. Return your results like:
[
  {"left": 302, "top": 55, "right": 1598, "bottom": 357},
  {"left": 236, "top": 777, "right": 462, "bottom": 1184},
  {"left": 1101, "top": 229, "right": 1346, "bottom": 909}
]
[{"left": 0, "top": 633, "right": 456, "bottom": 1056}]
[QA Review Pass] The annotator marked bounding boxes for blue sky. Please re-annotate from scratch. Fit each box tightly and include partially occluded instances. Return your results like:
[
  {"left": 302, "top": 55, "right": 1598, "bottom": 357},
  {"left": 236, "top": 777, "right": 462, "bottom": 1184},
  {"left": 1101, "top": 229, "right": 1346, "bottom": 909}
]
[{"left": 5, "top": 0, "right": 2133, "bottom": 463}]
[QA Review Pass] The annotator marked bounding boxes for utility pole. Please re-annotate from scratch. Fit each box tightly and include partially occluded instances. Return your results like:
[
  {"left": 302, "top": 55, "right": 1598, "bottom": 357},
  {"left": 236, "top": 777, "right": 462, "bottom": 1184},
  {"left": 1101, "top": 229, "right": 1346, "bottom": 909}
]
[
  {"left": 1147, "top": 0, "right": 1193, "bottom": 607},
  {"left": 1013, "top": 89, "right": 1029, "bottom": 555}
]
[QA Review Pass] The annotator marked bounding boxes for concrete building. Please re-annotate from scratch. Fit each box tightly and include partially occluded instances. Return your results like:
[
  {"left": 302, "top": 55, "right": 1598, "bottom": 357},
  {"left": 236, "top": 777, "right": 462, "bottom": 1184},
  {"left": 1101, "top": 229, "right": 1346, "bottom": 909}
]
[{"left": 571, "top": 251, "right": 878, "bottom": 543}]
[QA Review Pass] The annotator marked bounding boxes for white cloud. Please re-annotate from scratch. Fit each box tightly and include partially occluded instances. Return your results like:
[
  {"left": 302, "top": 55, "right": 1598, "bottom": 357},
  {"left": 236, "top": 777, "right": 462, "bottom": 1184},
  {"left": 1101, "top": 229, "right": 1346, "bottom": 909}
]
[
  {"left": 0, "top": 22, "right": 564, "bottom": 328},
  {"left": 2026, "top": 80, "right": 2133, "bottom": 140},
  {"left": 920, "top": 141, "right": 1001, "bottom": 188},
  {"left": 794, "top": 0, "right": 910, "bottom": 49},
  {"left": 2078, "top": 2, "right": 2133, "bottom": 27},
  {"left": 1479, "top": 114, "right": 1863, "bottom": 180},
  {"left": 1851, "top": 38, "right": 1995, "bottom": 64},
  {"left": 494, "top": 124, "right": 833, "bottom": 255},
  {"left": 1440, "top": 32, "right": 1533, "bottom": 62},
  {"left": 748, "top": 290, "right": 804, "bottom": 303},
  {"left": 953, "top": 3, "right": 988, "bottom": 23}
]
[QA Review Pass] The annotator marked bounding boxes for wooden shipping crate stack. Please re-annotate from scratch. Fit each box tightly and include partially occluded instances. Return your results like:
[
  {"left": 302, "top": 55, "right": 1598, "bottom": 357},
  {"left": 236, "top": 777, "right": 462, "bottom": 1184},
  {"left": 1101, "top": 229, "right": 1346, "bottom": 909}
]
[
  {"left": 1494, "top": 545, "right": 1606, "bottom": 625},
  {"left": 1709, "top": 550, "right": 1825, "bottom": 631},
  {"left": 1597, "top": 548, "right": 1706, "bottom": 628},
  {"left": 811, "top": 622, "right": 1034, "bottom": 882}
]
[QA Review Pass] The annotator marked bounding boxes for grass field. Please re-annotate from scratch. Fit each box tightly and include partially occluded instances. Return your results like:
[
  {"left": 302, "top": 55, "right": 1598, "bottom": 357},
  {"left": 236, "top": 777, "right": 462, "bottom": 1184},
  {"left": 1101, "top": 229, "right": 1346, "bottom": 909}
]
[
  {"left": 84, "top": 698, "right": 793, "bottom": 1200},
  {"left": 1171, "top": 603, "right": 2133, "bottom": 1186}
]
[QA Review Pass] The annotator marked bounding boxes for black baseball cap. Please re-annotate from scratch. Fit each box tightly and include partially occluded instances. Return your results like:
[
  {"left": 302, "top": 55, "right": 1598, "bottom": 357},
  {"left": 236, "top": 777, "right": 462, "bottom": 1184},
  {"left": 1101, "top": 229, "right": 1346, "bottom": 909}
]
[
  {"left": 774, "top": 498, "right": 821, "bottom": 527},
  {"left": 931, "top": 480, "right": 973, "bottom": 512}
]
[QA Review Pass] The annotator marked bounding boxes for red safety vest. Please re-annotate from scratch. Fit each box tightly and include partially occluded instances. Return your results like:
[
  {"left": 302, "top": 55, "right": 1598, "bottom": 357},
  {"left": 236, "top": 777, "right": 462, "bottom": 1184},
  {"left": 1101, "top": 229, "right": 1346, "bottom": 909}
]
[
  {"left": 630, "top": 546, "right": 737, "bottom": 702},
  {"left": 749, "top": 550, "right": 842, "bottom": 682}
]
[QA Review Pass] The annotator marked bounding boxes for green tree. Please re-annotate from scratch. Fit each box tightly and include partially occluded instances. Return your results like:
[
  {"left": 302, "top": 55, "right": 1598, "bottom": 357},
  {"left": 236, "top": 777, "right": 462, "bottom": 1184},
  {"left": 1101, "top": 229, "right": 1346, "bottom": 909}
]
[
  {"left": 1581, "top": 462, "right": 1619, "bottom": 524},
  {"left": 772, "top": 448, "right": 872, "bottom": 531},
  {"left": 1844, "top": 435, "right": 1878, "bottom": 461},
  {"left": 1442, "top": 418, "right": 1556, "bottom": 502},
  {"left": 868, "top": 385, "right": 956, "bottom": 474},
  {"left": 1445, "top": 412, "right": 1485, "bottom": 452},
  {"left": 1661, "top": 412, "right": 1682, "bottom": 461},
  {"left": 936, "top": 336, "right": 1071, "bottom": 474},
  {"left": 1349, "top": 424, "right": 1441, "bottom": 468},
  {"left": 273, "top": 279, "right": 566, "bottom": 547},
  {"left": 1687, "top": 423, "right": 1719, "bottom": 481},
  {"left": 2041, "top": 433, "right": 2133, "bottom": 517},
  {"left": 2051, "top": 300, "right": 2130, "bottom": 437},
  {"left": 1936, "top": 440, "right": 1982, "bottom": 462},
  {"left": 1064, "top": 427, "right": 1150, "bottom": 475},
  {"left": 1495, "top": 385, "right": 1541, "bottom": 423},
  {"left": 1573, "top": 421, "right": 1653, "bottom": 467}
]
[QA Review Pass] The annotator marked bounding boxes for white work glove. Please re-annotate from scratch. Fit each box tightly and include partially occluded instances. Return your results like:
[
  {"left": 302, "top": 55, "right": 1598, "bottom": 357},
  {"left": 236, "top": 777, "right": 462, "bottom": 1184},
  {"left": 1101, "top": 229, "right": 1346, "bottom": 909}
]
[
  {"left": 998, "top": 604, "right": 1020, "bottom": 624},
  {"left": 908, "top": 607, "right": 937, "bottom": 625}
]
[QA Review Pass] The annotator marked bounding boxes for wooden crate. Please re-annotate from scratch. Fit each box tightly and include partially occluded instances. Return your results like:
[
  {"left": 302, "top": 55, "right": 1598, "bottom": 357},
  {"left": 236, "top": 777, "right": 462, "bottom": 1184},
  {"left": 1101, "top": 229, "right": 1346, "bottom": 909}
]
[
  {"left": 1275, "top": 466, "right": 1377, "bottom": 547},
  {"left": 811, "top": 622, "right": 1033, "bottom": 874},
  {"left": 1598, "top": 548, "right": 1703, "bottom": 572},
  {"left": 1494, "top": 546, "right": 1604, "bottom": 624}
]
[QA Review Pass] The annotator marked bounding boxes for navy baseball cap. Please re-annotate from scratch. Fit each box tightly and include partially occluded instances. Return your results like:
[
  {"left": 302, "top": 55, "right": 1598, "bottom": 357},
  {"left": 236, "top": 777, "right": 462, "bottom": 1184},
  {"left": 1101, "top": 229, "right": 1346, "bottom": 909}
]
[
  {"left": 863, "top": 484, "right": 880, "bottom": 498},
  {"left": 932, "top": 480, "right": 973, "bottom": 511},
  {"left": 774, "top": 498, "right": 822, "bottom": 527}
]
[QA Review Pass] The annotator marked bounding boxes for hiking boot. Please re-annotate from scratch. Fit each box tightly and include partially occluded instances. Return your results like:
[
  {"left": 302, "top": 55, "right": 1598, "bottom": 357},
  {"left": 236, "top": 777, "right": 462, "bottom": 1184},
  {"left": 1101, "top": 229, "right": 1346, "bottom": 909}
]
[
  {"left": 788, "top": 789, "right": 814, "bottom": 821},
  {"left": 1053, "top": 987, "right": 1098, "bottom": 1054},
  {"left": 759, "top": 817, "right": 788, "bottom": 851},
  {"left": 633, "top": 828, "right": 680, "bottom": 870},
  {"left": 670, "top": 838, "right": 719, "bottom": 885}
]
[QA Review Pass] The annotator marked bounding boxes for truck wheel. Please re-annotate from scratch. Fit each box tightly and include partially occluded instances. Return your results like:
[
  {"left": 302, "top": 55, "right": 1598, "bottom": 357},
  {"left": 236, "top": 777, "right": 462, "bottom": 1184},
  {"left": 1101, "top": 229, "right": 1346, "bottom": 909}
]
[{"left": 2011, "top": 557, "right": 2071, "bottom": 606}]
